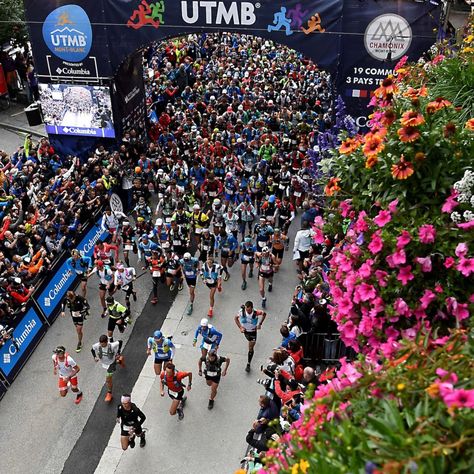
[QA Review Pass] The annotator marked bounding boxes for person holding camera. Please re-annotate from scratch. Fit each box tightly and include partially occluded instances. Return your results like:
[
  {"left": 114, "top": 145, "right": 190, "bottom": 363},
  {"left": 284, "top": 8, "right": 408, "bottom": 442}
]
[{"left": 234, "top": 300, "right": 266, "bottom": 373}]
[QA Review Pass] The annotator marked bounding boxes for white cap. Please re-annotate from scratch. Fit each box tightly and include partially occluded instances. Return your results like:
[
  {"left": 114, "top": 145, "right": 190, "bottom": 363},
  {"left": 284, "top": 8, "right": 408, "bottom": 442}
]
[
  {"left": 183, "top": 252, "right": 191, "bottom": 260},
  {"left": 193, "top": 204, "right": 200, "bottom": 210},
  {"left": 200, "top": 318, "right": 208, "bottom": 326},
  {"left": 155, "top": 218, "right": 163, "bottom": 226}
]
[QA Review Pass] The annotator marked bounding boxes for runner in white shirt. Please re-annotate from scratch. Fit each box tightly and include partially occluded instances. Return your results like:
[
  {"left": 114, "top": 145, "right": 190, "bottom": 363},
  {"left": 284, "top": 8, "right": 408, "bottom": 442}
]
[
  {"left": 91, "top": 334, "right": 124, "bottom": 403},
  {"left": 87, "top": 260, "right": 116, "bottom": 318},
  {"left": 114, "top": 263, "right": 137, "bottom": 310},
  {"left": 52, "top": 346, "right": 83, "bottom": 404},
  {"left": 101, "top": 208, "right": 127, "bottom": 243}
]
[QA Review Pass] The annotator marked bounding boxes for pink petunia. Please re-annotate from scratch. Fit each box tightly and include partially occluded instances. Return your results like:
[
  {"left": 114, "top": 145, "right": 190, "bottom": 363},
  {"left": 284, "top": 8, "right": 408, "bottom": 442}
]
[
  {"left": 374, "top": 210, "right": 392, "bottom": 228},
  {"left": 415, "top": 256, "right": 432, "bottom": 272},
  {"left": 338, "top": 297, "right": 354, "bottom": 315},
  {"left": 418, "top": 224, "right": 436, "bottom": 244},
  {"left": 313, "top": 228, "right": 325, "bottom": 244},
  {"left": 355, "top": 283, "right": 377, "bottom": 302},
  {"left": 358, "top": 260, "right": 374, "bottom": 279},
  {"left": 313, "top": 216, "right": 325, "bottom": 229},
  {"left": 375, "top": 270, "right": 388, "bottom": 287},
  {"left": 457, "top": 220, "right": 474, "bottom": 230},
  {"left": 446, "top": 297, "right": 470, "bottom": 321},
  {"left": 455, "top": 242, "right": 469, "bottom": 258},
  {"left": 388, "top": 199, "right": 399, "bottom": 214},
  {"left": 436, "top": 368, "right": 458, "bottom": 384},
  {"left": 393, "top": 297, "right": 410, "bottom": 316},
  {"left": 435, "top": 284, "right": 443, "bottom": 293},
  {"left": 444, "top": 257, "right": 455, "bottom": 268},
  {"left": 442, "top": 189, "right": 459, "bottom": 213},
  {"left": 355, "top": 211, "right": 369, "bottom": 233},
  {"left": 396, "top": 230, "right": 411, "bottom": 249},
  {"left": 442, "top": 389, "right": 474, "bottom": 409},
  {"left": 368, "top": 231, "right": 383, "bottom": 254},
  {"left": 420, "top": 290, "right": 437, "bottom": 309},
  {"left": 397, "top": 265, "right": 414, "bottom": 285},
  {"left": 456, "top": 258, "right": 474, "bottom": 277},
  {"left": 339, "top": 200, "right": 353, "bottom": 218},
  {"left": 391, "top": 249, "right": 407, "bottom": 265}
]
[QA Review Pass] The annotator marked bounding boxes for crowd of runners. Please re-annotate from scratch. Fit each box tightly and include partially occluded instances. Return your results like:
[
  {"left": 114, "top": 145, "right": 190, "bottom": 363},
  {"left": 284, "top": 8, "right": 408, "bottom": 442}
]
[{"left": 45, "top": 32, "right": 339, "bottom": 454}]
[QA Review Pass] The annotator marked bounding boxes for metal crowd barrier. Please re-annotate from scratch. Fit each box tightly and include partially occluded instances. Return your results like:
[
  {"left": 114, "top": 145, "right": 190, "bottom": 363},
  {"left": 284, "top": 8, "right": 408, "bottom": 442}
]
[{"left": 298, "top": 332, "right": 357, "bottom": 366}]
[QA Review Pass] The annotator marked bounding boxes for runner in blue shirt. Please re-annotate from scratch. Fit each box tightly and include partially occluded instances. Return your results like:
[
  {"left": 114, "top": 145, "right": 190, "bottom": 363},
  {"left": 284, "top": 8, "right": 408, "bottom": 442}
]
[
  {"left": 179, "top": 252, "right": 200, "bottom": 315},
  {"left": 193, "top": 318, "right": 223, "bottom": 358},
  {"left": 146, "top": 330, "right": 175, "bottom": 375},
  {"left": 200, "top": 255, "right": 223, "bottom": 318},
  {"left": 66, "top": 249, "right": 92, "bottom": 298},
  {"left": 137, "top": 234, "right": 159, "bottom": 269},
  {"left": 218, "top": 230, "right": 238, "bottom": 282},
  {"left": 240, "top": 236, "right": 257, "bottom": 290}
]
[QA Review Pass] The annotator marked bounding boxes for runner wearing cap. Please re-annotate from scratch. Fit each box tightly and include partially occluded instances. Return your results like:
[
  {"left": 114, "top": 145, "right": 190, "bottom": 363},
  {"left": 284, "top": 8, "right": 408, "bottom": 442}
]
[
  {"left": 164, "top": 248, "right": 183, "bottom": 292},
  {"left": 200, "top": 255, "right": 223, "bottom": 317},
  {"left": 193, "top": 319, "right": 223, "bottom": 358},
  {"left": 87, "top": 260, "right": 115, "bottom": 318},
  {"left": 179, "top": 252, "right": 200, "bottom": 315},
  {"left": 117, "top": 394, "right": 147, "bottom": 449},
  {"left": 240, "top": 236, "right": 257, "bottom": 290},
  {"left": 60, "top": 291, "right": 90, "bottom": 352},
  {"left": 52, "top": 345, "right": 83, "bottom": 404},
  {"left": 153, "top": 218, "right": 171, "bottom": 253},
  {"left": 234, "top": 301, "right": 266, "bottom": 372},
  {"left": 255, "top": 246, "right": 278, "bottom": 309},
  {"left": 66, "top": 250, "right": 92, "bottom": 298},
  {"left": 198, "top": 350, "right": 230, "bottom": 410},
  {"left": 91, "top": 334, "right": 124, "bottom": 403},
  {"left": 218, "top": 229, "right": 238, "bottom": 281},
  {"left": 149, "top": 249, "right": 166, "bottom": 304},
  {"left": 114, "top": 263, "right": 137, "bottom": 310},
  {"left": 254, "top": 217, "right": 274, "bottom": 252},
  {"left": 146, "top": 330, "right": 175, "bottom": 375},
  {"left": 137, "top": 234, "right": 159, "bottom": 269},
  {"left": 198, "top": 228, "right": 216, "bottom": 263},
  {"left": 160, "top": 362, "right": 192, "bottom": 420},
  {"left": 210, "top": 198, "right": 225, "bottom": 229},
  {"left": 169, "top": 220, "right": 188, "bottom": 258},
  {"left": 191, "top": 203, "right": 210, "bottom": 246}
]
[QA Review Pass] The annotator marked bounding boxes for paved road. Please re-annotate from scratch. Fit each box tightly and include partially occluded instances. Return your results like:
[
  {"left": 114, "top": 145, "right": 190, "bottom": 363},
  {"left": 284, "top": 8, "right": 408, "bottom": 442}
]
[{"left": 0, "top": 226, "right": 299, "bottom": 474}]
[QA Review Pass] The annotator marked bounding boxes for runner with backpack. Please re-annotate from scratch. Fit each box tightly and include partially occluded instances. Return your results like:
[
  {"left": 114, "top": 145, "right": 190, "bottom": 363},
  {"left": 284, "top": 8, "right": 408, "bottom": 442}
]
[
  {"left": 52, "top": 345, "right": 83, "bottom": 404},
  {"left": 160, "top": 362, "right": 192, "bottom": 420}
]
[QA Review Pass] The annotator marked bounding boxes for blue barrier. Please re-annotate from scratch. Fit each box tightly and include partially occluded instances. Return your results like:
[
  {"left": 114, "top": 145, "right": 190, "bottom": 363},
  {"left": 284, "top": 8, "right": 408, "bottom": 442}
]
[
  {"left": 0, "top": 307, "right": 46, "bottom": 383},
  {"left": 36, "top": 217, "right": 107, "bottom": 321}
]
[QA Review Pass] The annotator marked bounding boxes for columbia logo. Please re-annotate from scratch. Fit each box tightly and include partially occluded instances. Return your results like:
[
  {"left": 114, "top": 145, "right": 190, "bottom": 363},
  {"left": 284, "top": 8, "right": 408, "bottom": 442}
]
[
  {"left": 3, "top": 354, "right": 10, "bottom": 364},
  {"left": 44, "top": 297, "right": 51, "bottom": 307}
]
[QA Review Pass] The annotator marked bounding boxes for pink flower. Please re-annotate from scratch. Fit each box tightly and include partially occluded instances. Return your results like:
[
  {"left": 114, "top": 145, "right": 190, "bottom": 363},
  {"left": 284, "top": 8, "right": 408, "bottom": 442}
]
[
  {"left": 418, "top": 224, "right": 436, "bottom": 244},
  {"left": 396, "top": 230, "right": 411, "bottom": 249},
  {"left": 394, "top": 55, "right": 408, "bottom": 71},
  {"left": 436, "top": 368, "right": 458, "bottom": 384},
  {"left": 358, "top": 260, "right": 374, "bottom": 279},
  {"left": 432, "top": 335, "right": 449, "bottom": 346},
  {"left": 313, "top": 216, "right": 325, "bottom": 229},
  {"left": 435, "top": 284, "right": 443, "bottom": 293},
  {"left": 374, "top": 210, "right": 392, "bottom": 228},
  {"left": 313, "top": 228, "right": 325, "bottom": 244},
  {"left": 457, "top": 220, "right": 474, "bottom": 230},
  {"left": 455, "top": 242, "right": 468, "bottom": 258},
  {"left": 354, "top": 283, "right": 377, "bottom": 302},
  {"left": 415, "top": 256, "right": 432, "bottom": 272},
  {"left": 355, "top": 211, "right": 369, "bottom": 232},
  {"left": 375, "top": 270, "right": 388, "bottom": 287},
  {"left": 420, "top": 290, "right": 437, "bottom": 309},
  {"left": 444, "top": 257, "right": 455, "bottom": 268},
  {"left": 368, "top": 231, "right": 383, "bottom": 254},
  {"left": 397, "top": 265, "right": 414, "bottom": 285},
  {"left": 391, "top": 249, "right": 406, "bottom": 266},
  {"left": 442, "top": 389, "right": 474, "bottom": 409},
  {"left": 394, "top": 298, "right": 410, "bottom": 316},
  {"left": 340, "top": 321, "right": 358, "bottom": 343},
  {"left": 388, "top": 199, "right": 399, "bottom": 214},
  {"left": 457, "top": 258, "right": 474, "bottom": 277},
  {"left": 339, "top": 199, "right": 353, "bottom": 218},
  {"left": 338, "top": 297, "right": 354, "bottom": 315},
  {"left": 446, "top": 297, "right": 470, "bottom": 321},
  {"left": 442, "top": 189, "right": 459, "bottom": 213}
]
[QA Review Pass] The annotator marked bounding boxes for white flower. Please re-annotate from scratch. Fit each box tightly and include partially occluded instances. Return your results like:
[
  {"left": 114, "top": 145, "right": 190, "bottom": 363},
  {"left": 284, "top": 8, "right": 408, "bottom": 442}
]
[
  {"left": 470, "top": 195, "right": 474, "bottom": 207},
  {"left": 463, "top": 210, "right": 474, "bottom": 221},
  {"left": 450, "top": 211, "right": 461, "bottom": 223}
]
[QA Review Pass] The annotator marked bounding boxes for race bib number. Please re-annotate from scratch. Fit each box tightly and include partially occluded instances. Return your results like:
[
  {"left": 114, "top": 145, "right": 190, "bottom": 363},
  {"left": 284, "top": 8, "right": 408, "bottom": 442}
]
[
  {"left": 206, "top": 371, "right": 217, "bottom": 377},
  {"left": 165, "top": 217, "right": 171, "bottom": 224},
  {"left": 124, "top": 245, "right": 133, "bottom": 251},
  {"left": 209, "top": 191, "right": 217, "bottom": 197},
  {"left": 168, "top": 269, "right": 177, "bottom": 275},
  {"left": 294, "top": 192, "right": 302, "bottom": 197},
  {"left": 205, "top": 278, "right": 215, "bottom": 285},
  {"left": 173, "top": 240, "right": 181, "bottom": 246},
  {"left": 195, "top": 227, "right": 203, "bottom": 234},
  {"left": 185, "top": 270, "right": 195, "bottom": 277},
  {"left": 122, "top": 424, "right": 132, "bottom": 432},
  {"left": 162, "top": 241, "right": 170, "bottom": 248},
  {"left": 258, "top": 241, "right": 265, "bottom": 248},
  {"left": 202, "top": 245, "right": 209, "bottom": 251},
  {"left": 203, "top": 342, "right": 213, "bottom": 351},
  {"left": 152, "top": 270, "right": 161, "bottom": 277},
  {"left": 261, "top": 264, "right": 271, "bottom": 272},
  {"left": 279, "top": 184, "right": 286, "bottom": 190},
  {"left": 242, "top": 254, "right": 250, "bottom": 262},
  {"left": 71, "top": 311, "right": 82, "bottom": 318},
  {"left": 168, "top": 389, "right": 178, "bottom": 397}
]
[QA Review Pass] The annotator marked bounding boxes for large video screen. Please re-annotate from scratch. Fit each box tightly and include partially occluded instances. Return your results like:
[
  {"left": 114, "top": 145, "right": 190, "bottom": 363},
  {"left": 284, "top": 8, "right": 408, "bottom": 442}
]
[{"left": 39, "top": 83, "right": 115, "bottom": 138}]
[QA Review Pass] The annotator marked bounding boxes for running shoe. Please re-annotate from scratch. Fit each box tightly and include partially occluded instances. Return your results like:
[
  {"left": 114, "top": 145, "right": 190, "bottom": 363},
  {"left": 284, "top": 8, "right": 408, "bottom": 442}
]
[
  {"left": 169, "top": 283, "right": 176, "bottom": 292},
  {"left": 129, "top": 437, "right": 136, "bottom": 449},
  {"left": 105, "top": 392, "right": 113, "bottom": 403},
  {"left": 139, "top": 433, "right": 146, "bottom": 448},
  {"left": 245, "top": 363, "right": 251, "bottom": 373},
  {"left": 178, "top": 281, "right": 184, "bottom": 291},
  {"left": 177, "top": 407, "right": 184, "bottom": 420},
  {"left": 262, "top": 297, "right": 266, "bottom": 309},
  {"left": 151, "top": 297, "right": 158, "bottom": 305},
  {"left": 208, "top": 399, "right": 214, "bottom": 410},
  {"left": 268, "top": 283, "right": 273, "bottom": 293},
  {"left": 223, "top": 272, "right": 230, "bottom": 281},
  {"left": 75, "top": 342, "right": 82, "bottom": 353},
  {"left": 187, "top": 303, "right": 193, "bottom": 315},
  {"left": 208, "top": 307, "right": 213, "bottom": 318},
  {"left": 133, "top": 292, "right": 137, "bottom": 302},
  {"left": 75, "top": 392, "right": 83, "bottom": 405},
  {"left": 181, "top": 395, "right": 187, "bottom": 408},
  {"left": 100, "top": 311, "right": 106, "bottom": 319},
  {"left": 118, "top": 355, "right": 126, "bottom": 368},
  {"left": 241, "top": 280, "right": 247, "bottom": 290},
  {"left": 125, "top": 316, "right": 133, "bottom": 325}
]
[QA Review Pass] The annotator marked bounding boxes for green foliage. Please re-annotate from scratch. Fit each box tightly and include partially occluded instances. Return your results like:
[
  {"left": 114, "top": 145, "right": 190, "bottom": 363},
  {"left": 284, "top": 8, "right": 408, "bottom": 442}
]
[{"left": 0, "top": 0, "right": 28, "bottom": 50}]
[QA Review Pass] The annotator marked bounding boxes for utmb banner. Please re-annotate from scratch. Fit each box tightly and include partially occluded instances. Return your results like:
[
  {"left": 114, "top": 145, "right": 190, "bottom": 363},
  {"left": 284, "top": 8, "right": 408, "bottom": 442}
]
[{"left": 24, "top": 0, "right": 440, "bottom": 128}]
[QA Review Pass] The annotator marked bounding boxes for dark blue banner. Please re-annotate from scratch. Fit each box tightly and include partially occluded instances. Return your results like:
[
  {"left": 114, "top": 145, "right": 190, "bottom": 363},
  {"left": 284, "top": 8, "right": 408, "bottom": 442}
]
[
  {"left": 0, "top": 308, "right": 45, "bottom": 381},
  {"left": 36, "top": 217, "right": 107, "bottom": 320},
  {"left": 45, "top": 124, "right": 116, "bottom": 138}
]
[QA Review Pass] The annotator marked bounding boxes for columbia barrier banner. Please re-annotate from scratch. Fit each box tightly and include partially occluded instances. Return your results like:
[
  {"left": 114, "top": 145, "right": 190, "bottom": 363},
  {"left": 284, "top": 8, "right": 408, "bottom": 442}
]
[
  {"left": 37, "top": 217, "right": 107, "bottom": 320},
  {"left": 0, "top": 308, "right": 45, "bottom": 380},
  {"left": 23, "top": 0, "right": 440, "bottom": 133}
]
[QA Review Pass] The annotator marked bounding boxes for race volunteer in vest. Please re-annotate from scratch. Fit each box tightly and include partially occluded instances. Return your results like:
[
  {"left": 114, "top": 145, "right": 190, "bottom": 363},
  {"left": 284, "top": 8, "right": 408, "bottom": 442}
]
[
  {"left": 149, "top": 249, "right": 166, "bottom": 305},
  {"left": 191, "top": 203, "right": 210, "bottom": 246},
  {"left": 87, "top": 260, "right": 115, "bottom": 318},
  {"left": 198, "top": 228, "right": 216, "bottom": 263},
  {"left": 193, "top": 318, "right": 223, "bottom": 359},
  {"left": 52, "top": 345, "right": 83, "bottom": 404},
  {"left": 254, "top": 216, "right": 274, "bottom": 251},
  {"left": 160, "top": 362, "right": 192, "bottom": 420},
  {"left": 117, "top": 394, "right": 147, "bottom": 450},
  {"left": 114, "top": 264, "right": 137, "bottom": 310},
  {"left": 101, "top": 207, "right": 127, "bottom": 243},
  {"left": 198, "top": 350, "right": 230, "bottom": 410},
  {"left": 137, "top": 234, "right": 159, "bottom": 269},
  {"left": 256, "top": 246, "right": 278, "bottom": 309},
  {"left": 66, "top": 249, "right": 92, "bottom": 298},
  {"left": 240, "top": 236, "right": 257, "bottom": 291},
  {"left": 270, "top": 228, "right": 288, "bottom": 269},
  {"left": 218, "top": 229, "right": 238, "bottom": 282},
  {"left": 146, "top": 330, "right": 175, "bottom": 375},
  {"left": 234, "top": 301, "right": 267, "bottom": 372},
  {"left": 105, "top": 296, "right": 131, "bottom": 341},
  {"left": 60, "top": 290, "right": 90, "bottom": 352},
  {"left": 121, "top": 220, "right": 136, "bottom": 267},
  {"left": 91, "top": 334, "right": 124, "bottom": 403},
  {"left": 93, "top": 239, "right": 119, "bottom": 267},
  {"left": 179, "top": 252, "right": 200, "bottom": 316},
  {"left": 200, "top": 255, "right": 223, "bottom": 318}
]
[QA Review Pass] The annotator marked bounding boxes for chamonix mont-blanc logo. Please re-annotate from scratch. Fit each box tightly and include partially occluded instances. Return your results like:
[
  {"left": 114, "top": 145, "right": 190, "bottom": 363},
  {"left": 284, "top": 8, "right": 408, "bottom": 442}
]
[
  {"left": 42, "top": 5, "right": 92, "bottom": 62},
  {"left": 364, "top": 14, "right": 412, "bottom": 61}
]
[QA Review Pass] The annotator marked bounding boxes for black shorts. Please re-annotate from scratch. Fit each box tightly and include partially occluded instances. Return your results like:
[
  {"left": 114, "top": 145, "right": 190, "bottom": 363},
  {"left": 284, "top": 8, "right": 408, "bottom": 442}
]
[
  {"left": 72, "top": 316, "right": 84, "bottom": 326},
  {"left": 106, "top": 361, "right": 117, "bottom": 375},
  {"left": 99, "top": 283, "right": 115, "bottom": 292},
  {"left": 122, "top": 283, "right": 134, "bottom": 296},
  {"left": 108, "top": 317, "right": 123, "bottom": 332},
  {"left": 259, "top": 271, "right": 273, "bottom": 279},
  {"left": 241, "top": 257, "right": 255, "bottom": 265},
  {"left": 206, "top": 282, "right": 218, "bottom": 289},
  {"left": 154, "top": 356, "right": 172, "bottom": 365},
  {"left": 80, "top": 275, "right": 88, "bottom": 282},
  {"left": 205, "top": 375, "right": 221, "bottom": 384},
  {"left": 221, "top": 251, "right": 230, "bottom": 259},
  {"left": 298, "top": 250, "right": 309, "bottom": 261},
  {"left": 168, "top": 389, "right": 185, "bottom": 400},
  {"left": 185, "top": 277, "right": 197, "bottom": 287},
  {"left": 244, "top": 331, "right": 257, "bottom": 342},
  {"left": 121, "top": 424, "right": 143, "bottom": 437},
  {"left": 272, "top": 248, "right": 284, "bottom": 259},
  {"left": 166, "top": 270, "right": 181, "bottom": 279}
]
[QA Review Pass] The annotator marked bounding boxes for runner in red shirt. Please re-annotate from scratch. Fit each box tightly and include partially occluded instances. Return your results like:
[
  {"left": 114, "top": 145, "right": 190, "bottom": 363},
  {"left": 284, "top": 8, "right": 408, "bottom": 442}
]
[{"left": 160, "top": 362, "right": 192, "bottom": 420}]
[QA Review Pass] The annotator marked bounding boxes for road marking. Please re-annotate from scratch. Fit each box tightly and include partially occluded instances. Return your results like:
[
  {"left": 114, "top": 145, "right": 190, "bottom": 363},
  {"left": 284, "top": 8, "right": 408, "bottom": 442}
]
[{"left": 10, "top": 111, "right": 24, "bottom": 117}]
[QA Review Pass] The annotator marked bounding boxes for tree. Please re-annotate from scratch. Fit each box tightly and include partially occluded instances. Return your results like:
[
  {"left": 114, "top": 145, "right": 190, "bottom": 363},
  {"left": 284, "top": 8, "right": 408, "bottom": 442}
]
[{"left": 0, "top": 0, "right": 28, "bottom": 51}]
